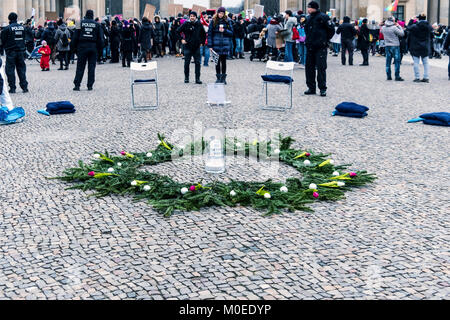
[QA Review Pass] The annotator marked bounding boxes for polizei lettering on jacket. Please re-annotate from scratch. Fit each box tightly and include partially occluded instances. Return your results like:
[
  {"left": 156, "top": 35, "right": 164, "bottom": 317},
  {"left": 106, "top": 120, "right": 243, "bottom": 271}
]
[{"left": 81, "top": 22, "right": 96, "bottom": 38}]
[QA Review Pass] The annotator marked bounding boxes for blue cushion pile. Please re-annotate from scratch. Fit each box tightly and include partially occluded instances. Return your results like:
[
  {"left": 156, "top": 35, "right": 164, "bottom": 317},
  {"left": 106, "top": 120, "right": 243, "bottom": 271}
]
[
  {"left": 332, "top": 102, "right": 369, "bottom": 118},
  {"left": 408, "top": 112, "right": 450, "bottom": 127},
  {"left": 38, "top": 101, "right": 76, "bottom": 116},
  {"left": 261, "top": 75, "right": 293, "bottom": 84}
]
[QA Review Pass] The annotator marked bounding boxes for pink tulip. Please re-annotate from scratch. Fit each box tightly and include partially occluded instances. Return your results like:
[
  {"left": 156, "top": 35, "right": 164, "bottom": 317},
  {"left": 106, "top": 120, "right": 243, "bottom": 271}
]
[
  {"left": 313, "top": 192, "right": 319, "bottom": 198},
  {"left": 189, "top": 185, "right": 196, "bottom": 192},
  {"left": 349, "top": 172, "right": 357, "bottom": 177},
  {"left": 306, "top": 152, "right": 311, "bottom": 157},
  {"left": 121, "top": 151, "right": 126, "bottom": 155},
  {"left": 88, "top": 171, "right": 95, "bottom": 177}
]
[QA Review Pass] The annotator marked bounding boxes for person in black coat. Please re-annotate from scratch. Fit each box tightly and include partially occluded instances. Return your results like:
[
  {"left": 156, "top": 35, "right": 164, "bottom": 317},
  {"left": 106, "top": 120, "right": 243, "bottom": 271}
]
[
  {"left": 153, "top": 16, "right": 165, "bottom": 57},
  {"left": 41, "top": 21, "right": 57, "bottom": 64},
  {"left": 358, "top": 19, "right": 370, "bottom": 65},
  {"left": 24, "top": 19, "right": 35, "bottom": 57},
  {"left": 407, "top": 14, "right": 433, "bottom": 82},
  {"left": 234, "top": 16, "right": 246, "bottom": 59},
  {"left": 109, "top": 20, "right": 121, "bottom": 63},
  {"left": 336, "top": 16, "right": 356, "bottom": 65},
  {"left": 444, "top": 26, "right": 450, "bottom": 79},
  {"left": 120, "top": 20, "right": 136, "bottom": 67},
  {"left": 138, "top": 17, "right": 154, "bottom": 63},
  {"left": 304, "top": 1, "right": 334, "bottom": 97},
  {"left": 177, "top": 11, "right": 206, "bottom": 84}
]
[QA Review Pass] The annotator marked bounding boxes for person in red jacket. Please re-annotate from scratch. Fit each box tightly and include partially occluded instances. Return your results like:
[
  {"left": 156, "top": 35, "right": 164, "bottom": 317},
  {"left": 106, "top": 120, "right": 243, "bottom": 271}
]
[{"left": 38, "top": 40, "right": 51, "bottom": 71}]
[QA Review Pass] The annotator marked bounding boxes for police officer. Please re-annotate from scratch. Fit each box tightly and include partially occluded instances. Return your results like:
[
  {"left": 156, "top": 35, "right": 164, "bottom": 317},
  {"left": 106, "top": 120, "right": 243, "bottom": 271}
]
[
  {"left": 0, "top": 12, "right": 29, "bottom": 94},
  {"left": 71, "top": 10, "right": 103, "bottom": 91},
  {"left": 304, "top": 1, "right": 334, "bottom": 97}
]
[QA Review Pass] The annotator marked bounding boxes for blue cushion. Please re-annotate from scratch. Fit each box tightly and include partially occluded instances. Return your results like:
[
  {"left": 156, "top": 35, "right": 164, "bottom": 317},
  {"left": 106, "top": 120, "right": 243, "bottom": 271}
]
[
  {"left": 423, "top": 119, "right": 449, "bottom": 127},
  {"left": 335, "top": 102, "right": 369, "bottom": 114},
  {"left": 419, "top": 112, "right": 450, "bottom": 126},
  {"left": 261, "top": 75, "right": 293, "bottom": 84},
  {"left": 333, "top": 110, "right": 368, "bottom": 118},
  {"left": 134, "top": 79, "right": 156, "bottom": 83},
  {"left": 48, "top": 108, "right": 76, "bottom": 115},
  {"left": 46, "top": 101, "right": 75, "bottom": 112}
]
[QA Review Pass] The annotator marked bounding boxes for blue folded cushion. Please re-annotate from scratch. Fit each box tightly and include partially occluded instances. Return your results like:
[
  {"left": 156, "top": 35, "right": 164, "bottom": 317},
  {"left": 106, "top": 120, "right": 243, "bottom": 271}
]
[
  {"left": 46, "top": 101, "right": 75, "bottom": 112},
  {"left": 422, "top": 119, "right": 449, "bottom": 127},
  {"left": 48, "top": 108, "right": 76, "bottom": 115},
  {"left": 419, "top": 112, "right": 450, "bottom": 126},
  {"left": 261, "top": 75, "right": 293, "bottom": 84},
  {"left": 134, "top": 79, "right": 156, "bottom": 83},
  {"left": 335, "top": 102, "right": 369, "bottom": 114},
  {"left": 333, "top": 110, "right": 368, "bottom": 118}
]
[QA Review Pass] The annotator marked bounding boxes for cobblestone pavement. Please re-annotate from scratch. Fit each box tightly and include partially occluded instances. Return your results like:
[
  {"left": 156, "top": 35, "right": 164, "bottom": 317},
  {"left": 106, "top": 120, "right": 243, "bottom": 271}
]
[{"left": 0, "top": 52, "right": 449, "bottom": 300}]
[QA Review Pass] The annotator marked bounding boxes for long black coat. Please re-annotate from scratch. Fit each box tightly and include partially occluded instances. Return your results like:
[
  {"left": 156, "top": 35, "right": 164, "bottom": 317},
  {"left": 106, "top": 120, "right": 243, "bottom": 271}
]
[
  {"left": 407, "top": 20, "right": 433, "bottom": 58},
  {"left": 357, "top": 24, "right": 370, "bottom": 50},
  {"left": 139, "top": 22, "right": 154, "bottom": 50},
  {"left": 153, "top": 20, "right": 165, "bottom": 44},
  {"left": 120, "top": 27, "right": 136, "bottom": 52},
  {"left": 305, "top": 10, "right": 335, "bottom": 50}
]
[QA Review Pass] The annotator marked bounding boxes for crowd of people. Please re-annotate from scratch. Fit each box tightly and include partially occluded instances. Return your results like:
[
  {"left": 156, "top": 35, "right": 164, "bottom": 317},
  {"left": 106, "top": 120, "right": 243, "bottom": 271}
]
[{"left": 0, "top": 1, "right": 449, "bottom": 95}]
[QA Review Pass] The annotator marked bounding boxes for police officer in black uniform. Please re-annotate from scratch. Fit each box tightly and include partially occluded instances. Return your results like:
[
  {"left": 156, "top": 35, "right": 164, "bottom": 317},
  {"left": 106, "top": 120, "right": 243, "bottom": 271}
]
[
  {"left": 304, "top": 1, "right": 334, "bottom": 97},
  {"left": 0, "top": 12, "right": 29, "bottom": 94},
  {"left": 71, "top": 10, "right": 103, "bottom": 91}
]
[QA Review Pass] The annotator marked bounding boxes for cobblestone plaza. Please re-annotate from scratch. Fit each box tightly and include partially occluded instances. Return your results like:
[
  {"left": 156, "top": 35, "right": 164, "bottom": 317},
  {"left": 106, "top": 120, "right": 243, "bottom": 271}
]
[{"left": 0, "top": 53, "right": 449, "bottom": 299}]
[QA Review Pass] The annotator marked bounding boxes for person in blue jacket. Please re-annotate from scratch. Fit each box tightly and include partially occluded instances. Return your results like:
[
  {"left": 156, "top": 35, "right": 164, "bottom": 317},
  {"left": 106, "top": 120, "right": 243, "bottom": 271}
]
[{"left": 208, "top": 7, "right": 233, "bottom": 84}]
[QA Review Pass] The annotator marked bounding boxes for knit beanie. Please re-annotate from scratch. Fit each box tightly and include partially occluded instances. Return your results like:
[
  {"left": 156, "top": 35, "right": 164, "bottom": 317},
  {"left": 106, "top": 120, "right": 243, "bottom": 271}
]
[
  {"left": 218, "top": 7, "right": 226, "bottom": 13},
  {"left": 307, "top": 1, "right": 319, "bottom": 9}
]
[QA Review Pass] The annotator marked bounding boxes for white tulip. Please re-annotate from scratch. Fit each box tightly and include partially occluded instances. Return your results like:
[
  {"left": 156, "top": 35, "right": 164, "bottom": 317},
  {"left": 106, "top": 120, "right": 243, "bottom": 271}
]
[
  {"left": 264, "top": 193, "right": 271, "bottom": 199},
  {"left": 146, "top": 152, "right": 153, "bottom": 158},
  {"left": 309, "top": 183, "right": 317, "bottom": 190},
  {"left": 337, "top": 181, "right": 345, "bottom": 187},
  {"left": 181, "top": 187, "right": 188, "bottom": 195},
  {"left": 117, "top": 162, "right": 122, "bottom": 167},
  {"left": 280, "top": 186, "right": 288, "bottom": 193},
  {"left": 332, "top": 171, "right": 340, "bottom": 176},
  {"left": 143, "top": 185, "right": 151, "bottom": 191},
  {"left": 107, "top": 168, "right": 114, "bottom": 172},
  {"left": 273, "top": 149, "right": 280, "bottom": 155},
  {"left": 131, "top": 180, "right": 137, "bottom": 186},
  {"left": 93, "top": 154, "right": 100, "bottom": 159},
  {"left": 304, "top": 160, "right": 311, "bottom": 166},
  {"left": 230, "top": 190, "right": 236, "bottom": 197},
  {"left": 330, "top": 159, "right": 334, "bottom": 164}
]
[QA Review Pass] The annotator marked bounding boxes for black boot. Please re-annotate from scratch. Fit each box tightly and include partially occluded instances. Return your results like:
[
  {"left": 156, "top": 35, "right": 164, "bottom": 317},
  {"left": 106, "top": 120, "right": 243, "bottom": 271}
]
[
  {"left": 222, "top": 74, "right": 227, "bottom": 85},
  {"left": 184, "top": 77, "right": 189, "bottom": 83},
  {"left": 215, "top": 74, "right": 221, "bottom": 83}
]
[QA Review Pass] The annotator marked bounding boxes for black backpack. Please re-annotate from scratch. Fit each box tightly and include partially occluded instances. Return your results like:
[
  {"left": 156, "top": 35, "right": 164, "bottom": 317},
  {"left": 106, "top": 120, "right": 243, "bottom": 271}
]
[{"left": 61, "top": 32, "right": 69, "bottom": 47}]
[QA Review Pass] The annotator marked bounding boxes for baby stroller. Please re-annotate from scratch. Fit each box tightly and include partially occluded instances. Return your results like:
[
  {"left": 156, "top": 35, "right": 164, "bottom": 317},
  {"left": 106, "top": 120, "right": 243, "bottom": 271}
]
[
  {"left": 28, "top": 45, "right": 42, "bottom": 63},
  {"left": 250, "top": 37, "right": 267, "bottom": 62}
]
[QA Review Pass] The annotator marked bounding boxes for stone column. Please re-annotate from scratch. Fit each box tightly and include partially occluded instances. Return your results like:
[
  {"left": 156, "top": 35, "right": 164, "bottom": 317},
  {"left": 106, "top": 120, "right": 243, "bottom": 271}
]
[
  {"left": 352, "top": 0, "right": 359, "bottom": 18},
  {"left": 45, "top": 0, "right": 50, "bottom": 12},
  {"left": 367, "top": 0, "right": 383, "bottom": 22},
  {"left": 335, "top": 0, "right": 340, "bottom": 18},
  {"left": 50, "top": 0, "right": 55, "bottom": 12},
  {"left": 39, "top": 0, "right": 46, "bottom": 19},
  {"left": 211, "top": 0, "right": 223, "bottom": 9},
  {"left": 97, "top": 0, "right": 105, "bottom": 18},
  {"left": 134, "top": 0, "right": 139, "bottom": 18},
  {"left": 345, "top": 0, "right": 352, "bottom": 18},
  {"left": 123, "top": 0, "right": 134, "bottom": 19},
  {"left": 17, "top": 0, "right": 26, "bottom": 21},
  {"left": 32, "top": 0, "right": 39, "bottom": 21},
  {"left": 340, "top": 0, "right": 345, "bottom": 18},
  {"left": 25, "top": 0, "right": 33, "bottom": 18}
]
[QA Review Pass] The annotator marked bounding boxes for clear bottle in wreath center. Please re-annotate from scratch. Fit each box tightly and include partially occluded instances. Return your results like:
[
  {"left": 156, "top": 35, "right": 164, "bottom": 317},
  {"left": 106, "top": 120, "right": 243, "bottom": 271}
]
[{"left": 204, "top": 128, "right": 225, "bottom": 174}]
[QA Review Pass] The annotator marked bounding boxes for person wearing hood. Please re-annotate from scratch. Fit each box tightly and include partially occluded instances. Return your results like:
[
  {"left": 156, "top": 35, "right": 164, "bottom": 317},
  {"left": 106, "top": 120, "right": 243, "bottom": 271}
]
[
  {"left": 267, "top": 16, "right": 282, "bottom": 60},
  {"left": 381, "top": 16, "right": 405, "bottom": 81},
  {"left": 41, "top": 21, "right": 57, "bottom": 65},
  {"left": 109, "top": 20, "right": 121, "bottom": 63},
  {"left": 304, "top": 1, "right": 335, "bottom": 97},
  {"left": 247, "top": 17, "right": 264, "bottom": 61},
  {"left": 38, "top": 40, "right": 51, "bottom": 71},
  {"left": 357, "top": 19, "right": 370, "bottom": 66},
  {"left": 208, "top": 7, "right": 234, "bottom": 84},
  {"left": 71, "top": 9, "right": 104, "bottom": 91},
  {"left": 177, "top": 11, "right": 206, "bottom": 84},
  {"left": 336, "top": 16, "right": 356, "bottom": 65},
  {"left": 54, "top": 22, "right": 71, "bottom": 70},
  {"left": 153, "top": 16, "right": 165, "bottom": 57},
  {"left": 407, "top": 14, "right": 433, "bottom": 82},
  {"left": 234, "top": 15, "right": 246, "bottom": 59},
  {"left": 120, "top": 20, "right": 136, "bottom": 67},
  {"left": 24, "top": 19, "right": 35, "bottom": 57},
  {"left": 138, "top": 17, "right": 154, "bottom": 63},
  {"left": 0, "top": 12, "right": 28, "bottom": 93}
]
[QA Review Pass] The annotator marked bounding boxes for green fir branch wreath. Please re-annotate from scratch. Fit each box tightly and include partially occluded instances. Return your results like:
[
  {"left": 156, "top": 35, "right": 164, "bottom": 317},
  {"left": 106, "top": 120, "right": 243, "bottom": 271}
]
[{"left": 52, "top": 134, "right": 376, "bottom": 217}]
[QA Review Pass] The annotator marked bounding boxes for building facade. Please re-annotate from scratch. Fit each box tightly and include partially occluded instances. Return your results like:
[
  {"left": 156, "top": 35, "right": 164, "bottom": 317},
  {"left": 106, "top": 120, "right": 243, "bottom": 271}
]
[{"left": 1, "top": 0, "right": 448, "bottom": 25}]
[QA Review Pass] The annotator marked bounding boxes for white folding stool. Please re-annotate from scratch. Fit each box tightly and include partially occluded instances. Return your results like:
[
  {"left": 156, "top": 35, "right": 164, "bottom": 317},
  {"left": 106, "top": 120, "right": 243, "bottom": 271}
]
[
  {"left": 130, "top": 61, "right": 159, "bottom": 110},
  {"left": 260, "top": 61, "right": 295, "bottom": 111}
]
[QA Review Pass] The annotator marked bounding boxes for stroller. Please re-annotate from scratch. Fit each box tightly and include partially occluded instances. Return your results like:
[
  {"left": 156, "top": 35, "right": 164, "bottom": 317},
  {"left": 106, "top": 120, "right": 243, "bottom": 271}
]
[
  {"left": 249, "top": 37, "right": 267, "bottom": 61},
  {"left": 27, "top": 45, "right": 42, "bottom": 62}
]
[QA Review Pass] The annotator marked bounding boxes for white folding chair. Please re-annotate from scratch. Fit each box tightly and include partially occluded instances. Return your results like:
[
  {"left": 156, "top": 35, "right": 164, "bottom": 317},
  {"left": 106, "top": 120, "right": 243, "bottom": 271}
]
[
  {"left": 130, "top": 61, "right": 159, "bottom": 110},
  {"left": 260, "top": 61, "right": 295, "bottom": 111}
]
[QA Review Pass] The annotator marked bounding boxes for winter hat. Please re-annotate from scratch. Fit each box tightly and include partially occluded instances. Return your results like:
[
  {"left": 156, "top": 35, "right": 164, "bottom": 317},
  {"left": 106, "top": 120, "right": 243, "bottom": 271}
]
[
  {"left": 42, "top": 40, "right": 47, "bottom": 46},
  {"left": 8, "top": 12, "right": 18, "bottom": 22},
  {"left": 190, "top": 11, "right": 197, "bottom": 18},
  {"left": 307, "top": 1, "right": 319, "bottom": 9},
  {"left": 85, "top": 9, "right": 94, "bottom": 19},
  {"left": 123, "top": 20, "right": 129, "bottom": 27},
  {"left": 218, "top": 7, "right": 226, "bottom": 13}
]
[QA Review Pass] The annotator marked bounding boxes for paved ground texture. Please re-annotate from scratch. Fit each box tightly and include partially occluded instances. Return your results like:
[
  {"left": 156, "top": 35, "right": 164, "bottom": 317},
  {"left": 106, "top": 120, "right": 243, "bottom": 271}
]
[{"left": 0, "top": 52, "right": 449, "bottom": 300}]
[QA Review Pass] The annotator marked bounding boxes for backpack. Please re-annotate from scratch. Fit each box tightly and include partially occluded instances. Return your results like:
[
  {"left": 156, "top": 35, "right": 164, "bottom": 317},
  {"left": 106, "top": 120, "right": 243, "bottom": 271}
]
[
  {"left": 61, "top": 32, "right": 69, "bottom": 47},
  {"left": 292, "top": 26, "right": 300, "bottom": 41}
]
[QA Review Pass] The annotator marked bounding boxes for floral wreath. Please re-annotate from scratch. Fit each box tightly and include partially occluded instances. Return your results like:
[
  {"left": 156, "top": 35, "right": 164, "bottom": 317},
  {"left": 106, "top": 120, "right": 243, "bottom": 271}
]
[{"left": 54, "top": 134, "right": 376, "bottom": 217}]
